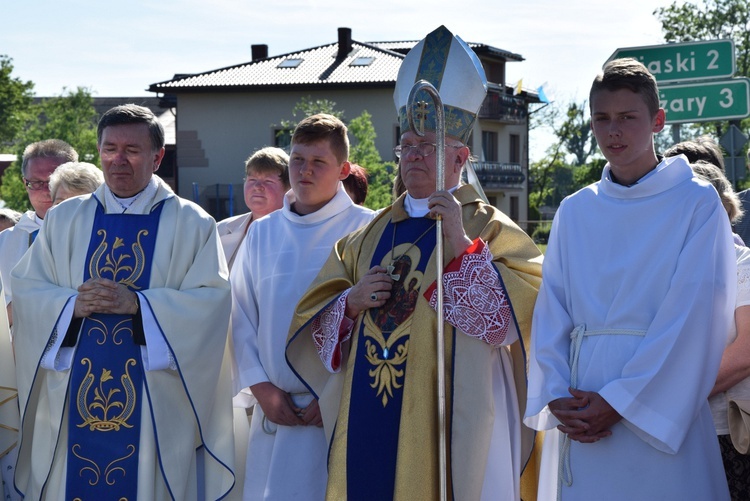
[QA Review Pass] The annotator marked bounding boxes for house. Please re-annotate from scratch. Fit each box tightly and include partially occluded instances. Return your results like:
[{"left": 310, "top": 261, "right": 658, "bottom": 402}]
[{"left": 148, "top": 28, "right": 540, "bottom": 228}]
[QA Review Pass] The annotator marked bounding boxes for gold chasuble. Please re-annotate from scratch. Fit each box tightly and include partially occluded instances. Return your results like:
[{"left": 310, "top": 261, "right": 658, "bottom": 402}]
[{"left": 287, "top": 185, "right": 543, "bottom": 500}]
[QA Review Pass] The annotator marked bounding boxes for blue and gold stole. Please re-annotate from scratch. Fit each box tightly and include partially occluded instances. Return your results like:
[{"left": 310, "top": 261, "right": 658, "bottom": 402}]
[
  {"left": 65, "top": 199, "right": 164, "bottom": 501},
  {"left": 345, "top": 217, "right": 436, "bottom": 500}
]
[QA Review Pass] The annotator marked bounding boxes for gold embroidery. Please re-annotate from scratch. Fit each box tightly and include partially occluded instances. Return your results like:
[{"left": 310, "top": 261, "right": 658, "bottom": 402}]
[
  {"left": 70, "top": 443, "right": 136, "bottom": 488},
  {"left": 85, "top": 318, "right": 133, "bottom": 346},
  {"left": 76, "top": 358, "right": 138, "bottom": 432},
  {"left": 88, "top": 229, "right": 149, "bottom": 289},
  {"left": 363, "top": 323, "right": 409, "bottom": 407}
]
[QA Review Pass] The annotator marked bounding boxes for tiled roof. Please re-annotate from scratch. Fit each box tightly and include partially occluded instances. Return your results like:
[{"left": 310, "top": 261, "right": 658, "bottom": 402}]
[
  {"left": 370, "top": 40, "right": 524, "bottom": 62},
  {"left": 149, "top": 41, "right": 404, "bottom": 93}
]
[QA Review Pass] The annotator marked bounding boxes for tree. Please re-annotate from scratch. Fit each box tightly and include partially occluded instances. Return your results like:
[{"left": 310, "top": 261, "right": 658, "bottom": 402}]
[
  {"left": 276, "top": 96, "right": 344, "bottom": 146},
  {"left": 558, "top": 102, "right": 597, "bottom": 166},
  {"left": 0, "top": 55, "right": 34, "bottom": 147},
  {"left": 1, "top": 87, "right": 99, "bottom": 211},
  {"left": 348, "top": 111, "right": 395, "bottom": 210}
]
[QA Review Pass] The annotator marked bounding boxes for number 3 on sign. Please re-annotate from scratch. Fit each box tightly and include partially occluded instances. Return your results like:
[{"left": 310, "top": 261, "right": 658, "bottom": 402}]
[{"left": 720, "top": 88, "right": 734, "bottom": 109}]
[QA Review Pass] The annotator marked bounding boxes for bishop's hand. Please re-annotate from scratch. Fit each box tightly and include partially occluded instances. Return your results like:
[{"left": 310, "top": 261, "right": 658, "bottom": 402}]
[
  {"left": 428, "top": 190, "right": 472, "bottom": 258},
  {"left": 345, "top": 266, "right": 393, "bottom": 318}
]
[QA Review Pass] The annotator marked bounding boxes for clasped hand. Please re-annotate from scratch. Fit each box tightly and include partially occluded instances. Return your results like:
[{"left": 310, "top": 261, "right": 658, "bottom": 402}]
[
  {"left": 549, "top": 388, "right": 622, "bottom": 443},
  {"left": 74, "top": 277, "right": 138, "bottom": 318},
  {"left": 251, "top": 382, "right": 322, "bottom": 427}
]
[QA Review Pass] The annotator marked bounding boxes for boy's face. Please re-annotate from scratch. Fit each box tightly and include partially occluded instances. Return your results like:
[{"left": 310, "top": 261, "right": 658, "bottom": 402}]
[
  {"left": 288, "top": 140, "right": 350, "bottom": 215},
  {"left": 591, "top": 88, "right": 665, "bottom": 185}
]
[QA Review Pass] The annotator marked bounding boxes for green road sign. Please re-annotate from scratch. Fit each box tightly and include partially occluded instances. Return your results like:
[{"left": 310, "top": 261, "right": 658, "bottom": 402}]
[
  {"left": 609, "top": 39, "right": 735, "bottom": 84},
  {"left": 660, "top": 78, "right": 750, "bottom": 124}
]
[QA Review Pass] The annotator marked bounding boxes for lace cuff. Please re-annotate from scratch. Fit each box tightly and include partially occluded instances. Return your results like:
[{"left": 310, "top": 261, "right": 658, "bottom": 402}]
[
  {"left": 424, "top": 239, "right": 513, "bottom": 347},
  {"left": 311, "top": 289, "right": 354, "bottom": 372}
]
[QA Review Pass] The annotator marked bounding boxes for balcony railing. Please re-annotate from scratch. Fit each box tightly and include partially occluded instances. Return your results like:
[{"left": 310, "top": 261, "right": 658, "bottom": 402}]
[
  {"left": 472, "top": 161, "right": 526, "bottom": 188},
  {"left": 478, "top": 92, "right": 527, "bottom": 124}
]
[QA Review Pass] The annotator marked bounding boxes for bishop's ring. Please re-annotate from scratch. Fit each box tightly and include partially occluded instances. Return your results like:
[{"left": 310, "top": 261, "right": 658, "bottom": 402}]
[{"left": 370, "top": 293, "right": 378, "bottom": 302}]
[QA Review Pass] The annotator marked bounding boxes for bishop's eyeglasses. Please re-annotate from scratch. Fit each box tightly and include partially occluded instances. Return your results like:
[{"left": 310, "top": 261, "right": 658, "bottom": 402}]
[{"left": 393, "top": 143, "right": 463, "bottom": 159}]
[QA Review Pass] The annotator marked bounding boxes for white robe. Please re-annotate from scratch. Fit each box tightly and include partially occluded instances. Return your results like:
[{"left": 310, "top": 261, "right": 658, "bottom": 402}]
[
  {"left": 525, "top": 156, "right": 734, "bottom": 500},
  {"left": 218, "top": 210, "right": 255, "bottom": 501},
  {"left": 218, "top": 212, "right": 253, "bottom": 271},
  {"left": 0, "top": 210, "right": 40, "bottom": 307},
  {"left": 231, "top": 184, "right": 374, "bottom": 500},
  {"left": 11, "top": 177, "right": 236, "bottom": 500},
  {"left": 0, "top": 282, "right": 19, "bottom": 501}
]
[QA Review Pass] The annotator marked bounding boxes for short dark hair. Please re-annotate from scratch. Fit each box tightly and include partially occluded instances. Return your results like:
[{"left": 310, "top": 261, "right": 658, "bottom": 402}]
[
  {"left": 97, "top": 104, "right": 165, "bottom": 151},
  {"left": 343, "top": 163, "right": 368, "bottom": 205},
  {"left": 664, "top": 136, "right": 725, "bottom": 172},
  {"left": 21, "top": 139, "right": 78, "bottom": 177},
  {"left": 590, "top": 58, "right": 660, "bottom": 118},
  {"left": 245, "top": 147, "right": 290, "bottom": 190},
  {"left": 291, "top": 114, "right": 349, "bottom": 164}
]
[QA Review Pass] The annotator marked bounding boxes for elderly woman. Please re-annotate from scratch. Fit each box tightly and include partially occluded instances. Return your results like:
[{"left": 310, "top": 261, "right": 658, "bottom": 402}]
[
  {"left": 48, "top": 161, "right": 104, "bottom": 206},
  {"left": 691, "top": 160, "right": 750, "bottom": 500}
]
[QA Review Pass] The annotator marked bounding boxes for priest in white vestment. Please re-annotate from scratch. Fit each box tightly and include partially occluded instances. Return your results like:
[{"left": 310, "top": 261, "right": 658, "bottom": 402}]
[
  {"left": 231, "top": 114, "right": 374, "bottom": 499},
  {"left": 0, "top": 139, "right": 78, "bottom": 501},
  {"left": 11, "top": 105, "right": 235, "bottom": 500},
  {"left": 525, "top": 59, "right": 733, "bottom": 500}
]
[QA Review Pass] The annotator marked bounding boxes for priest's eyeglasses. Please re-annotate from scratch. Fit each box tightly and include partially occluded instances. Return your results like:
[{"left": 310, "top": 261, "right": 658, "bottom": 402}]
[
  {"left": 23, "top": 179, "right": 50, "bottom": 191},
  {"left": 393, "top": 143, "right": 463, "bottom": 159}
]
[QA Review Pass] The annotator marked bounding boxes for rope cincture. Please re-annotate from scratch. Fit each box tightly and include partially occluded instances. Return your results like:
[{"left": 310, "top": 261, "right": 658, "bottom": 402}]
[{"left": 557, "top": 326, "right": 646, "bottom": 500}]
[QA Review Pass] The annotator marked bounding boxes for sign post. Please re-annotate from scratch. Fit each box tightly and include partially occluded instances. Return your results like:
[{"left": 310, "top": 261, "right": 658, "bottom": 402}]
[
  {"left": 608, "top": 39, "right": 735, "bottom": 84},
  {"left": 659, "top": 78, "right": 750, "bottom": 124}
]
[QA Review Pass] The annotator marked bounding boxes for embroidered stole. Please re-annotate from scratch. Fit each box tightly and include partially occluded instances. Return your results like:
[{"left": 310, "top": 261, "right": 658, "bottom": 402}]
[
  {"left": 342, "top": 217, "right": 437, "bottom": 499},
  {"left": 65, "top": 200, "right": 163, "bottom": 500}
]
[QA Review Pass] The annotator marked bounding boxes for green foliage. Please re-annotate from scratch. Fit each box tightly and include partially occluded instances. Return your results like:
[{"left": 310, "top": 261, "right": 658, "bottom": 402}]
[
  {"left": 531, "top": 222, "right": 552, "bottom": 244},
  {"left": 348, "top": 111, "right": 394, "bottom": 210},
  {"left": 572, "top": 158, "right": 607, "bottom": 191},
  {"left": 277, "top": 96, "right": 344, "bottom": 138},
  {"left": 558, "top": 102, "right": 596, "bottom": 166},
  {"left": 0, "top": 55, "right": 34, "bottom": 146},
  {"left": 529, "top": 144, "right": 572, "bottom": 210},
  {"left": 1, "top": 87, "right": 99, "bottom": 212},
  {"left": 0, "top": 163, "right": 29, "bottom": 212}
]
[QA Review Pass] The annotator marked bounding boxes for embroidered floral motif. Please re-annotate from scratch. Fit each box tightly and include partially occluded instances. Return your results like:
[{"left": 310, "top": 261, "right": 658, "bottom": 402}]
[
  {"left": 365, "top": 337, "right": 408, "bottom": 407},
  {"left": 427, "top": 244, "right": 512, "bottom": 346},
  {"left": 312, "top": 290, "right": 352, "bottom": 373}
]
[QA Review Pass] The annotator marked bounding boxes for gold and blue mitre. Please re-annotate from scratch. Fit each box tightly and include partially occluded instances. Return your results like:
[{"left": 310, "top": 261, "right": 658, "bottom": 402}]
[{"left": 394, "top": 25, "right": 488, "bottom": 143}]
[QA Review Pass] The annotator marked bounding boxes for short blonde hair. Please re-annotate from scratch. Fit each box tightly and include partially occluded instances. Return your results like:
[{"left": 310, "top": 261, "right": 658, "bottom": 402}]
[{"left": 49, "top": 162, "right": 104, "bottom": 201}]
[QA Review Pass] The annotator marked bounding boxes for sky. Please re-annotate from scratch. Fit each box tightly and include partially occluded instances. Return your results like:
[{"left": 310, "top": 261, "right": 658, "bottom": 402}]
[{"left": 2, "top": 0, "right": 677, "bottom": 158}]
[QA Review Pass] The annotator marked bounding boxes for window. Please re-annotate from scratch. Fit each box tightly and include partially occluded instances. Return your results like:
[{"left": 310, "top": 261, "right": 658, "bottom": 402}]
[
  {"left": 510, "top": 134, "right": 521, "bottom": 163},
  {"left": 350, "top": 57, "right": 375, "bottom": 66},
  {"left": 510, "top": 196, "right": 519, "bottom": 221},
  {"left": 274, "top": 129, "right": 292, "bottom": 149},
  {"left": 277, "top": 58, "right": 303, "bottom": 68},
  {"left": 481, "top": 131, "right": 498, "bottom": 162}
]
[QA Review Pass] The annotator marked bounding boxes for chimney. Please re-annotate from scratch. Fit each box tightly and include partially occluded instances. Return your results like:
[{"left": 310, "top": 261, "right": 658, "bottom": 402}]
[
  {"left": 252, "top": 44, "right": 268, "bottom": 61},
  {"left": 337, "top": 27, "right": 352, "bottom": 59}
]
